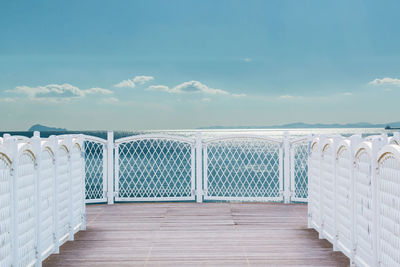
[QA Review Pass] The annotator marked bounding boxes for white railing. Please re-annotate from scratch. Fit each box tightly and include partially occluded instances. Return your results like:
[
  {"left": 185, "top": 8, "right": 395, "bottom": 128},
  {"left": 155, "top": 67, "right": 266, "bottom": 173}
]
[
  {"left": 0, "top": 132, "right": 86, "bottom": 267},
  {"left": 308, "top": 133, "right": 400, "bottom": 267},
  {"left": 83, "top": 131, "right": 311, "bottom": 204}
]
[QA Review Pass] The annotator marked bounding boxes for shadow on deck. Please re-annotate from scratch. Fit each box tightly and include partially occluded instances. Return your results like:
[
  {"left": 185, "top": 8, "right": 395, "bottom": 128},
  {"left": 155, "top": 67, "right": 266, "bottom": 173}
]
[{"left": 43, "top": 203, "right": 349, "bottom": 266}]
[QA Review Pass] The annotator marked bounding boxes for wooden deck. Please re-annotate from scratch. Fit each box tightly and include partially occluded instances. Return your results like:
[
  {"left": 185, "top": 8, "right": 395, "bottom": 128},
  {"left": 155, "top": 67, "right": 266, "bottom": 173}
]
[{"left": 44, "top": 203, "right": 349, "bottom": 266}]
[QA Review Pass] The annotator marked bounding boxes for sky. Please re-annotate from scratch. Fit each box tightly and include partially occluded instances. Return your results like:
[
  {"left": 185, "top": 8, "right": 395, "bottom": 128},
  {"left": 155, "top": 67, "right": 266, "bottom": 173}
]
[{"left": 1, "top": 0, "right": 400, "bottom": 131}]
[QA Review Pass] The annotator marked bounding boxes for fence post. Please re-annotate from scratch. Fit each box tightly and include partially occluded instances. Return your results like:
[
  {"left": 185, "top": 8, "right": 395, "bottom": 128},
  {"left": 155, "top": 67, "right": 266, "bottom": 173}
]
[
  {"left": 196, "top": 133, "right": 203, "bottom": 203},
  {"left": 318, "top": 134, "right": 326, "bottom": 239},
  {"left": 78, "top": 134, "right": 86, "bottom": 231},
  {"left": 283, "top": 131, "right": 291, "bottom": 203},
  {"left": 51, "top": 135, "right": 60, "bottom": 254},
  {"left": 371, "top": 138, "right": 385, "bottom": 267},
  {"left": 107, "top": 131, "right": 114, "bottom": 205},
  {"left": 4, "top": 135, "right": 19, "bottom": 266},
  {"left": 32, "top": 132, "right": 43, "bottom": 267},
  {"left": 66, "top": 136, "right": 74, "bottom": 241},
  {"left": 307, "top": 134, "right": 314, "bottom": 228},
  {"left": 349, "top": 134, "right": 362, "bottom": 265},
  {"left": 332, "top": 135, "right": 342, "bottom": 251}
]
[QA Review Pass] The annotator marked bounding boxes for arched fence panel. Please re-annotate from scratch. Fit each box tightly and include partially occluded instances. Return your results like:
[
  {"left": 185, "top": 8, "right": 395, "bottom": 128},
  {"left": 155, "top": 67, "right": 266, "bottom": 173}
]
[
  {"left": 0, "top": 134, "right": 86, "bottom": 266},
  {"left": 71, "top": 141, "right": 85, "bottom": 233},
  {"left": 377, "top": 145, "right": 400, "bottom": 267},
  {"left": 308, "top": 139, "right": 321, "bottom": 230},
  {"left": 353, "top": 144, "right": 375, "bottom": 267},
  {"left": 203, "top": 135, "right": 283, "bottom": 202},
  {"left": 114, "top": 135, "right": 196, "bottom": 201},
  {"left": 307, "top": 134, "right": 400, "bottom": 266},
  {"left": 335, "top": 141, "right": 353, "bottom": 258},
  {"left": 83, "top": 136, "right": 108, "bottom": 203},
  {"left": 56, "top": 143, "right": 71, "bottom": 245},
  {"left": 16, "top": 147, "right": 37, "bottom": 267},
  {"left": 320, "top": 139, "right": 336, "bottom": 243},
  {"left": 39, "top": 144, "right": 56, "bottom": 260},
  {"left": 0, "top": 151, "right": 12, "bottom": 267}
]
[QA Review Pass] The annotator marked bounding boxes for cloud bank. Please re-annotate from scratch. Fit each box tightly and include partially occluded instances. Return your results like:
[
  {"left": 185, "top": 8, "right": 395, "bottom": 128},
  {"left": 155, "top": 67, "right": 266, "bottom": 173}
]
[
  {"left": 147, "top": 80, "right": 244, "bottom": 97},
  {"left": 369, "top": 77, "right": 400, "bottom": 87},
  {"left": 114, "top": 75, "right": 154, "bottom": 88},
  {"left": 7, "top": 83, "right": 113, "bottom": 102}
]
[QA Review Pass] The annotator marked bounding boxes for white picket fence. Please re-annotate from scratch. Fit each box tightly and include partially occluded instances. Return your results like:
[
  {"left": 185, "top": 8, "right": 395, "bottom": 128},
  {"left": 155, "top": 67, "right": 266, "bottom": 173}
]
[
  {"left": 0, "top": 133, "right": 86, "bottom": 267},
  {"left": 83, "top": 131, "right": 310, "bottom": 204},
  {"left": 308, "top": 133, "right": 400, "bottom": 267}
]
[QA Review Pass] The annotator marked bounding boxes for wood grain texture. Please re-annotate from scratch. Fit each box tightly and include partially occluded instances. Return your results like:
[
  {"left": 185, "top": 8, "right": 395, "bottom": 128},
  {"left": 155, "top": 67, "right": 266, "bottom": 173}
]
[{"left": 43, "top": 203, "right": 349, "bottom": 267}]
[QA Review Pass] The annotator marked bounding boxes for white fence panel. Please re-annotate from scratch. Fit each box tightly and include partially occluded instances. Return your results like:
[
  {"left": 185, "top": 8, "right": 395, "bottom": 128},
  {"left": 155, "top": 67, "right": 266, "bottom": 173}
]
[
  {"left": 353, "top": 143, "right": 375, "bottom": 267},
  {"left": 335, "top": 141, "right": 353, "bottom": 257},
  {"left": 0, "top": 151, "right": 12, "bottom": 267},
  {"left": 114, "top": 135, "right": 196, "bottom": 202},
  {"left": 290, "top": 138, "right": 309, "bottom": 202},
  {"left": 0, "top": 133, "right": 86, "bottom": 267},
  {"left": 308, "top": 139, "right": 321, "bottom": 230},
  {"left": 320, "top": 139, "right": 336, "bottom": 243},
  {"left": 56, "top": 142, "right": 71, "bottom": 245},
  {"left": 203, "top": 135, "right": 283, "bottom": 202},
  {"left": 377, "top": 145, "right": 400, "bottom": 266},
  {"left": 71, "top": 141, "right": 85, "bottom": 233},
  {"left": 16, "top": 148, "right": 37, "bottom": 267},
  {"left": 83, "top": 136, "right": 107, "bottom": 203},
  {"left": 39, "top": 144, "right": 56, "bottom": 260}
]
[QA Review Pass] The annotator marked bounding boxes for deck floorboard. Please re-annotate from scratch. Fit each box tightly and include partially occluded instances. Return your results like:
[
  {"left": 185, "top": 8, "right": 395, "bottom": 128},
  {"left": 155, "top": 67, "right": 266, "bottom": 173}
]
[{"left": 43, "top": 203, "right": 349, "bottom": 266}]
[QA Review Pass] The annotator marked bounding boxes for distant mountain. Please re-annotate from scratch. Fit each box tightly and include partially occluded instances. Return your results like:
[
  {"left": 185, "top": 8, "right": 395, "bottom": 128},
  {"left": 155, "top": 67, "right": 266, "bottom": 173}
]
[
  {"left": 28, "top": 124, "right": 67, "bottom": 132},
  {"left": 198, "top": 121, "right": 400, "bottom": 129}
]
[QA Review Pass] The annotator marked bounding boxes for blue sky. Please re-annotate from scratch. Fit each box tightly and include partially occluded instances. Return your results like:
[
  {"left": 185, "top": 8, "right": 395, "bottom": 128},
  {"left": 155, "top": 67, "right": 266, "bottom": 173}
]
[{"left": 1, "top": 0, "right": 400, "bottom": 130}]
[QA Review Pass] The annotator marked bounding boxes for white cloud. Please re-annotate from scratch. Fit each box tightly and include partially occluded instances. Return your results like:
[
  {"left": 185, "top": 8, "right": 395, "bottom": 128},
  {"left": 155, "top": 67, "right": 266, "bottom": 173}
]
[
  {"left": 147, "top": 85, "right": 170, "bottom": 92},
  {"left": 0, "top": 97, "right": 17, "bottom": 103},
  {"left": 7, "top": 83, "right": 113, "bottom": 101},
  {"left": 133, "top": 75, "right": 154, "bottom": 84},
  {"left": 202, "top": 98, "right": 211, "bottom": 102},
  {"left": 147, "top": 80, "right": 240, "bottom": 97},
  {"left": 278, "top": 95, "right": 295, "bottom": 99},
  {"left": 114, "top": 75, "right": 154, "bottom": 88},
  {"left": 369, "top": 77, "right": 400, "bottom": 87},
  {"left": 101, "top": 97, "right": 119, "bottom": 104},
  {"left": 114, "top": 79, "right": 135, "bottom": 88},
  {"left": 343, "top": 92, "right": 352, "bottom": 96},
  {"left": 243, "top": 58, "right": 252, "bottom": 62},
  {"left": 232, "top": 93, "right": 247, "bottom": 98},
  {"left": 84, "top": 87, "right": 113, "bottom": 95}
]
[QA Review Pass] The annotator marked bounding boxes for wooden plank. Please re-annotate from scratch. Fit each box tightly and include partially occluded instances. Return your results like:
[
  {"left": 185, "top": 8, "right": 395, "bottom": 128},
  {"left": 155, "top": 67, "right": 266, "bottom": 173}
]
[{"left": 43, "top": 203, "right": 349, "bottom": 266}]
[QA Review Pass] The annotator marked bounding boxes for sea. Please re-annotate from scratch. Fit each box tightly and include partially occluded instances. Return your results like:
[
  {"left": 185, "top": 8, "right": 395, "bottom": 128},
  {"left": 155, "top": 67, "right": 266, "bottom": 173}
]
[{"left": 0, "top": 127, "right": 394, "bottom": 140}]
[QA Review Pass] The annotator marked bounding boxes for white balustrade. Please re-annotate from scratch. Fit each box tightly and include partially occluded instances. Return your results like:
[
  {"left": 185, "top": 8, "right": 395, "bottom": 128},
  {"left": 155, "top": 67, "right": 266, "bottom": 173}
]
[
  {"left": 0, "top": 133, "right": 86, "bottom": 267},
  {"left": 308, "top": 133, "right": 400, "bottom": 267}
]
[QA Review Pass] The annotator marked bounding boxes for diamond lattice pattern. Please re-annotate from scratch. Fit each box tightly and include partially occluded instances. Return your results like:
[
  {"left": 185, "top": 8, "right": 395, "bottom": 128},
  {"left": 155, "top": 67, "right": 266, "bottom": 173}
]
[
  {"left": 84, "top": 141, "right": 104, "bottom": 200},
  {"left": 206, "top": 138, "right": 281, "bottom": 198},
  {"left": 293, "top": 142, "right": 309, "bottom": 200},
  {"left": 117, "top": 139, "right": 193, "bottom": 199}
]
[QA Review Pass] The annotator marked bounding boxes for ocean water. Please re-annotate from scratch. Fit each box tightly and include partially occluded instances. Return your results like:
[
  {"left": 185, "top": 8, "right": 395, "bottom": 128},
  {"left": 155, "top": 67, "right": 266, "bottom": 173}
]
[
  {"left": 1, "top": 128, "right": 393, "bottom": 202},
  {"left": 0, "top": 127, "right": 393, "bottom": 140}
]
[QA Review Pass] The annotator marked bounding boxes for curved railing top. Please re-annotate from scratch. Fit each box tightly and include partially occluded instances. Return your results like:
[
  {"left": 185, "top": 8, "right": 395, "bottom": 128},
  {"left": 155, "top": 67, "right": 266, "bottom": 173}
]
[
  {"left": 335, "top": 139, "right": 351, "bottom": 156},
  {"left": 17, "top": 142, "right": 36, "bottom": 160},
  {"left": 203, "top": 134, "right": 282, "bottom": 145},
  {"left": 378, "top": 144, "right": 400, "bottom": 164},
  {"left": 321, "top": 138, "right": 334, "bottom": 153},
  {"left": 354, "top": 141, "right": 373, "bottom": 159},
  {"left": 0, "top": 150, "right": 12, "bottom": 165},
  {"left": 115, "top": 134, "right": 195, "bottom": 146},
  {"left": 290, "top": 136, "right": 310, "bottom": 145},
  {"left": 82, "top": 135, "right": 107, "bottom": 145}
]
